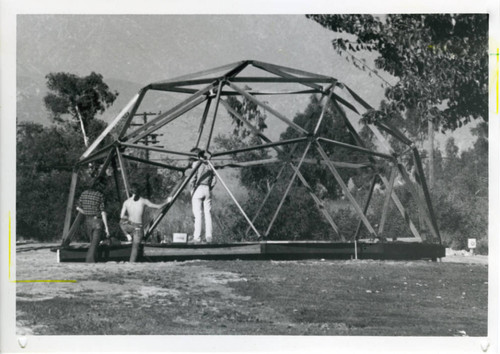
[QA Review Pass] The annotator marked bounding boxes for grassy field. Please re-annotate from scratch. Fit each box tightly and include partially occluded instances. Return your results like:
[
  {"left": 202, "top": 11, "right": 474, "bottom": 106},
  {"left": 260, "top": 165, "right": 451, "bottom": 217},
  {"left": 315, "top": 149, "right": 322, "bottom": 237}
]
[{"left": 16, "top": 246, "right": 488, "bottom": 336}]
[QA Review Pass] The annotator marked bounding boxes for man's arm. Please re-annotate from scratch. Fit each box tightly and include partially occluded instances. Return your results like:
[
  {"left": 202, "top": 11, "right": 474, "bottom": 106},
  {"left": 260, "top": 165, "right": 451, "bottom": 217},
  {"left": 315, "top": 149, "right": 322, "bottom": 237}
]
[
  {"left": 144, "top": 198, "right": 170, "bottom": 209},
  {"left": 120, "top": 201, "right": 128, "bottom": 219},
  {"left": 101, "top": 211, "right": 110, "bottom": 237}
]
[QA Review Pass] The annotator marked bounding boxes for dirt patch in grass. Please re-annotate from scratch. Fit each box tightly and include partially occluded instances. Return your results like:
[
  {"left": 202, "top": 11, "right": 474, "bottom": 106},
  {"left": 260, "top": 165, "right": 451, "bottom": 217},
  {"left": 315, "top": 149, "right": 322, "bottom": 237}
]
[{"left": 15, "top": 247, "right": 488, "bottom": 336}]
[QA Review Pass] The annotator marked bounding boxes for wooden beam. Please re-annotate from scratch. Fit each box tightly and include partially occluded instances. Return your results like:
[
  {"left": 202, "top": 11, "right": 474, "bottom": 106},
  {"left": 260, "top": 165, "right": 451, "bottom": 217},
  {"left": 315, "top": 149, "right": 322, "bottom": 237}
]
[
  {"left": 195, "top": 98, "right": 213, "bottom": 149},
  {"left": 117, "top": 87, "right": 149, "bottom": 139},
  {"left": 375, "top": 121, "right": 413, "bottom": 146},
  {"left": 331, "top": 92, "right": 360, "bottom": 115},
  {"left": 160, "top": 87, "right": 321, "bottom": 96},
  {"left": 396, "top": 163, "right": 437, "bottom": 242},
  {"left": 152, "top": 60, "right": 247, "bottom": 86},
  {"left": 411, "top": 149, "right": 442, "bottom": 243},
  {"left": 313, "top": 90, "right": 333, "bottom": 136},
  {"left": 251, "top": 61, "right": 324, "bottom": 91},
  {"left": 122, "top": 154, "right": 186, "bottom": 172},
  {"left": 344, "top": 85, "right": 374, "bottom": 111},
  {"left": 61, "top": 169, "right": 79, "bottom": 246},
  {"left": 252, "top": 60, "right": 333, "bottom": 79},
  {"left": 121, "top": 142, "right": 197, "bottom": 158},
  {"left": 212, "top": 137, "right": 309, "bottom": 158},
  {"left": 336, "top": 87, "right": 394, "bottom": 154},
  {"left": 220, "top": 99, "right": 270, "bottom": 143},
  {"left": 80, "top": 93, "right": 140, "bottom": 160},
  {"left": 144, "top": 160, "right": 203, "bottom": 239},
  {"left": 221, "top": 97, "right": 342, "bottom": 238},
  {"left": 129, "top": 96, "right": 207, "bottom": 144},
  {"left": 125, "top": 83, "right": 215, "bottom": 142},
  {"left": 315, "top": 141, "right": 378, "bottom": 238},
  {"left": 379, "top": 174, "right": 422, "bottom": 241},
  {"left": 244, "top": 162, "right": 288, "bottom": 236},
  {"left": 207, "top": 160, "right": 262, "bottom": 239},
  {"left": 290, "top": 162, "right": 343, "bottom": 240},
  {"left": 378, "top": 166, "right": 397, "bottom": 235},
  {"left": 227, "top": 81, "right": 309, "bottom": 135},
  {"left": 205, "top": 81, "right": 224, "bottom": 151},
  {"left": 354, "top": 174, "right": 378, "bottom": 240},
  {"left": 265, "top": 140, "right": 313, "bottom": 237},
  {"left": 153, "top": 76, "right": 338, "bottom": 89},
  {"left": 318, "top": 137, "right": 394, "bottom": 160},
  {"left": 77, "top": 143, "right": 115, "bottom": 166}
]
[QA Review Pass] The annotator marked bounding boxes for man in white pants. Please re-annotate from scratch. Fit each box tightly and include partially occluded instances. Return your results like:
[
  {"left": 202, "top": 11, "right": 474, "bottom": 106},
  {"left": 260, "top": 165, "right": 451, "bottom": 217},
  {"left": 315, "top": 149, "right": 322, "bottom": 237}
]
[{"left": 189, "top": 152, "right": 217, "bottom": 243}]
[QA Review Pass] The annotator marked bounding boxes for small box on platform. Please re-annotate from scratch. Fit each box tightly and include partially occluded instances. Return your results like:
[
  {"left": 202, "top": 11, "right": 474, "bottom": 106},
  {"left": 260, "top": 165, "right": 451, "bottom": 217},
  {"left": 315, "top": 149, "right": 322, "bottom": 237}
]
[{"left": 173, "top": 233, "right": 188, "bottom": 243}]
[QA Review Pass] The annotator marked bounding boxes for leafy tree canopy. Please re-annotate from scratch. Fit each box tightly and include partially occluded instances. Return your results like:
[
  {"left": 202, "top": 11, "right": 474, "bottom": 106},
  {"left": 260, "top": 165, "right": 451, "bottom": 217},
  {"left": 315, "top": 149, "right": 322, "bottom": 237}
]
[
  {"left": 44, "top": 72, "right": 118, "bottom": 145},
  {"left": 307, "top": 14, "right": 488, "bottom": 132}
]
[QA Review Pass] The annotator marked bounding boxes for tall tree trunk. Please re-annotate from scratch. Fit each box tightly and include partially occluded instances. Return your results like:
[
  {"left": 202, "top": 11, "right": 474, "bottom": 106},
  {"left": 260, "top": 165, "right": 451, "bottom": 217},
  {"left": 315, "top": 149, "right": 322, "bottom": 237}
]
[
  {"left": 428, "top": 117, "right": 434, "bottom": 189},
  {"left": 75, "top": 105, "right": 89, "bottom": 147}
]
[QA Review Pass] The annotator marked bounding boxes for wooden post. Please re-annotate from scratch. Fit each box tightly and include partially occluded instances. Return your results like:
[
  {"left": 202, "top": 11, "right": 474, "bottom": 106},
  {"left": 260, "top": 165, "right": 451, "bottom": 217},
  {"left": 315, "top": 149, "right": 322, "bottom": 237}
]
[{"left": 61, "top": 169, "right": 79, "bottom": 246}]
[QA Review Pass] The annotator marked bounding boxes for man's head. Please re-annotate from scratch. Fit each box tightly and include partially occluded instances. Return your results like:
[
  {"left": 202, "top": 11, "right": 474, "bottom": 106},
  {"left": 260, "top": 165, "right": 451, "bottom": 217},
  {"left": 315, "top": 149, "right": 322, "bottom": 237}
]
[
  {"left": 92, "top": 176, "right": 107, "bottom": 192},
  {"left": 130, "top": 183, "right": 143, "bottom": 199}
]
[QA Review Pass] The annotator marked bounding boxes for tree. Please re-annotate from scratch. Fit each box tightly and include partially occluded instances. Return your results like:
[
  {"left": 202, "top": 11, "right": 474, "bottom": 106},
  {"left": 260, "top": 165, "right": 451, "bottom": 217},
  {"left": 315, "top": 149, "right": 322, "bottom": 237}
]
[
  {"left": 307, "top": 14, "right": 488, "bottom": 185},
  {"left": 280, "top": 94, "right": 371, "bottom": 199},
  {"left": 16, "top": 122, "right": 90, "bottom": 240},
  {"left": 44, "top": 72, "right": 118, "bottom": 147}
]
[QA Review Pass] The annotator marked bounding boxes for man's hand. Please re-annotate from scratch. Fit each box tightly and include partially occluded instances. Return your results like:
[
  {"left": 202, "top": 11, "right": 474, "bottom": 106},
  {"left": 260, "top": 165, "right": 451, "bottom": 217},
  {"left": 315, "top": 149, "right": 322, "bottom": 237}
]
[{"left": 105, "top": 229, "right": 110, "bottom": 238}]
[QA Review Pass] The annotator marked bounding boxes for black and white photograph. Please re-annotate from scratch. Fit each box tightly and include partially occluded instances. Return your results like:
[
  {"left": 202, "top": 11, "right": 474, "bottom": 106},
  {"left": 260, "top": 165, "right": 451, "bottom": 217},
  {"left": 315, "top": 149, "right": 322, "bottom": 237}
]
[{"left": 1, "top": 0, "right": 498, "bottom": 353}]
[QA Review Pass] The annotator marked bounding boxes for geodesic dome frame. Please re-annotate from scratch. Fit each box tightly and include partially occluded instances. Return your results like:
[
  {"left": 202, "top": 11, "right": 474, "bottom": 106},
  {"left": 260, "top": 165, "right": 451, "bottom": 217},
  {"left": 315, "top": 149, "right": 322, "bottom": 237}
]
[{"left": 61, "top": 60, "right": 441, "bottom": 246}]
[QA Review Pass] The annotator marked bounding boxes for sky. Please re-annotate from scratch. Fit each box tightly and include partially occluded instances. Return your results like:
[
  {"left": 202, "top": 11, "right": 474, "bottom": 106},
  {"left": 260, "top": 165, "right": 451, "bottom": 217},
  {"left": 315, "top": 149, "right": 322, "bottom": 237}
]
[
  {"left": 16, "top": 15, "right": 387, "bottom": 103},
  {"left": 15, "top": 14, "right": 478, "bottom": 152}
]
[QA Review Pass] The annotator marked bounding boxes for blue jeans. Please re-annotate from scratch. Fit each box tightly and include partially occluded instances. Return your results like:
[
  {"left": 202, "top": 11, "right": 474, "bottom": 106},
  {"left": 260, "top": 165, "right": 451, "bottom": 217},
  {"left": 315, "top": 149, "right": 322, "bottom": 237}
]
[
  {"left": 120, "top": 220, "right": 144, "bottom": 262},
  {"left": 84, "top": 217, "right": 103, "bottom": 263}
]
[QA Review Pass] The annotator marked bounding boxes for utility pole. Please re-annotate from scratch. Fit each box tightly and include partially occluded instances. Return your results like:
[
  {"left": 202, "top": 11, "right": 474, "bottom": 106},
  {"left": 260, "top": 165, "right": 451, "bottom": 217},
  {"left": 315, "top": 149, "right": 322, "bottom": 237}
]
[{"left": 130, "top": 112, "right": 163, "bottom": 197}]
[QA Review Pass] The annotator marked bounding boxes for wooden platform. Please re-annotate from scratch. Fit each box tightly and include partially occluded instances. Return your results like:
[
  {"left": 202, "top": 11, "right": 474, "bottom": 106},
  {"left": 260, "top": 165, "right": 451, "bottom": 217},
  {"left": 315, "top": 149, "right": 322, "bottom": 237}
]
[{"left": 54, "top": 241, "right": 446, "bottom": 262}]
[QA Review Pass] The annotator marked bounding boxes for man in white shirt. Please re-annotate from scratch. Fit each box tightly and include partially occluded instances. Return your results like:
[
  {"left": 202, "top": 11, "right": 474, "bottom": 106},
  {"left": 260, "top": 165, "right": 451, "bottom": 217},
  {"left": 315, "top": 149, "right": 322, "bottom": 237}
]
[
  {"left": 120, "top": 183, "right": 171, "bottom": 262},
  {"left": 189, "top": 150, "right": 217, "bottom": 243}
]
